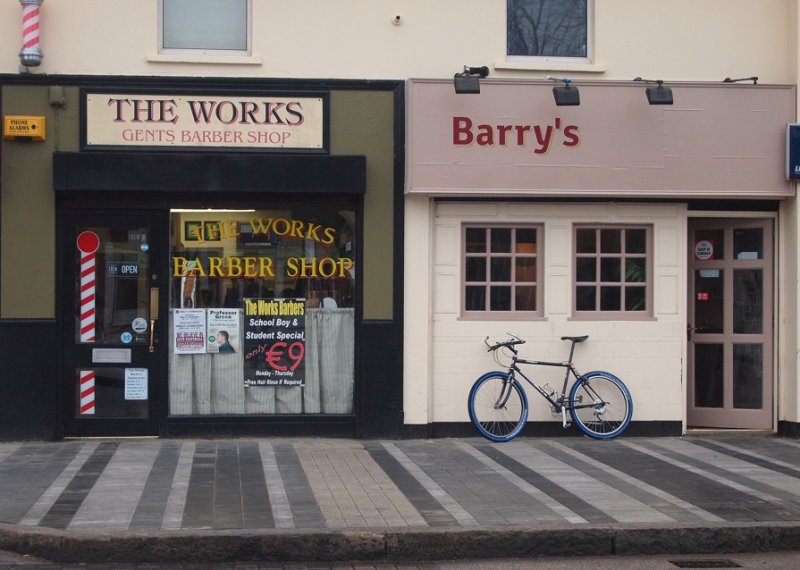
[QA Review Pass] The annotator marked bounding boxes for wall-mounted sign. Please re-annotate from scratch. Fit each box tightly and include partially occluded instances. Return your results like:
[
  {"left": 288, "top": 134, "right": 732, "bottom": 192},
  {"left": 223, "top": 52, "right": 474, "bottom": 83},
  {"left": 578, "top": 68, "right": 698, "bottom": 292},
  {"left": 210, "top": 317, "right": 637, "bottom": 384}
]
[
  {"left": 3, "top": 115, "right": 45, "bottom": 141},
  {"left": 84, "top": 92, "right": 326, "bottom": 151}
]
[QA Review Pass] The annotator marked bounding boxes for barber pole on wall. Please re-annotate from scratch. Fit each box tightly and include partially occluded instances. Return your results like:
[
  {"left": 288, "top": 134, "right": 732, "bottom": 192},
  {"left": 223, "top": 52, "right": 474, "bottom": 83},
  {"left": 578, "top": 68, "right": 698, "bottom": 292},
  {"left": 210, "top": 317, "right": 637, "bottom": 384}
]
[
  {"left": 77, "top": 231, "right": 100, "bottom": 415},
  {"left": 19, "top": 0, "right": 43, "bottom": 68}
]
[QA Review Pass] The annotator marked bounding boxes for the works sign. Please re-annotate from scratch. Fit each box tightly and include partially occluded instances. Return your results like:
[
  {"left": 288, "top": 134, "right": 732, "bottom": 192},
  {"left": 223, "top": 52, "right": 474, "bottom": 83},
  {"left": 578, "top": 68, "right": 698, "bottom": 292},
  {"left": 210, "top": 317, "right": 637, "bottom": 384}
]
[{"left": 84, "top": 92, "right": 326, "bottom": 150}]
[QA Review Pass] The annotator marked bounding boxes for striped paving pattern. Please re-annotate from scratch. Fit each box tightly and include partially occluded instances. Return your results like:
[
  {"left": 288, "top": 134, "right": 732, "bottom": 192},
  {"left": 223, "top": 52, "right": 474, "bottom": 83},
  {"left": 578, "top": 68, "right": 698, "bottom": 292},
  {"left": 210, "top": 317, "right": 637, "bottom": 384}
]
[{"left": 1, "top": 437, "right": 800, "bottom": 531}]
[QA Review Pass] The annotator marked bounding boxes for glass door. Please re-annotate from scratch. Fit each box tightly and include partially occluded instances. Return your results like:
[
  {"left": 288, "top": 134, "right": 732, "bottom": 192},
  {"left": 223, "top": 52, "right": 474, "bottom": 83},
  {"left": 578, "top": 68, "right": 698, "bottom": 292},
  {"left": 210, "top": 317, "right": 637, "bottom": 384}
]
[
  {"left": 687, "top": 218, "right": 773, "bottom": 429},
  {"left": 61, "top": 211, "right": 167, "bottom": 437}
]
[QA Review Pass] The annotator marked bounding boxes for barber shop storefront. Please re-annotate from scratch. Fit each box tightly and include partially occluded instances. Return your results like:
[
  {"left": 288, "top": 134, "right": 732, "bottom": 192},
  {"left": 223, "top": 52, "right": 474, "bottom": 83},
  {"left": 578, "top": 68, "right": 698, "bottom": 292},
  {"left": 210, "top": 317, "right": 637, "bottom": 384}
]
[{"left": 0, "top": 79, "right": 403, "bottom": 439}]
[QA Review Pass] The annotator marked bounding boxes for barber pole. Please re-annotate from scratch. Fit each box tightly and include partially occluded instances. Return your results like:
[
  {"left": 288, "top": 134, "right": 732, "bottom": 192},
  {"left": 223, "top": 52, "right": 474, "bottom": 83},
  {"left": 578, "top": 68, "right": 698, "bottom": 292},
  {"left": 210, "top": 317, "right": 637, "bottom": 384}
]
[
  {"left": 19, "top": 0, "right": 43, "bottom": 68},
  {"left": 77, "top": 231, "right": 100, "bottom": 342},
  {"left": 79, "top": 370, "right": 96, "bottom": 415}
]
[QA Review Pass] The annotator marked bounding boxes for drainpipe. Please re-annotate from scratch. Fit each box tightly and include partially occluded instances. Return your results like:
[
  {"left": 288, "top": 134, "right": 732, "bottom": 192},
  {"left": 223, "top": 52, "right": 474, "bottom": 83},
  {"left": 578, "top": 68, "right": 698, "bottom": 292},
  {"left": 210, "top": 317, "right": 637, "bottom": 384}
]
[{"left": 19, "top": 0, "right": 43, "bottom": 68}]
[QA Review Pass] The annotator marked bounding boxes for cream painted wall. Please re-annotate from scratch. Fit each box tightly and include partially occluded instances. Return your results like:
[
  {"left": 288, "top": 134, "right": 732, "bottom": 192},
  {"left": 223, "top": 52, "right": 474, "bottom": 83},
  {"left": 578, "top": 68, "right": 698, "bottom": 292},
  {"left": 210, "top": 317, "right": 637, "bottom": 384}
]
[
  {"left": 405, "top": 202, "right": 687, "bottom": 425},
  {"left": 0, "top": 1, "right": 795, "bottom": 83}
]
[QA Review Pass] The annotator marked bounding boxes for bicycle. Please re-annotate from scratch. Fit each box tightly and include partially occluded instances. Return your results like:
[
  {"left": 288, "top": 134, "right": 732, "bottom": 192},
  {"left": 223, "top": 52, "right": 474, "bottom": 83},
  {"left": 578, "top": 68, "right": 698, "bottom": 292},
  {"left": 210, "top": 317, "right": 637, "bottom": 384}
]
[{"left": 468, "top": 334, "right": 633, "bottom": 442}]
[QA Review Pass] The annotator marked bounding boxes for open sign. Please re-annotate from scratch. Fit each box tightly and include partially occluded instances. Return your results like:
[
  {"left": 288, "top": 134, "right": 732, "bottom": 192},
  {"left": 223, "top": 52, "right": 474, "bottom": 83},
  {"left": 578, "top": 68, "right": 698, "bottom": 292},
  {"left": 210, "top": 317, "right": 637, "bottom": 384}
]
[{"left": 107, "top": 262, "right": 140, "bottom": 276}]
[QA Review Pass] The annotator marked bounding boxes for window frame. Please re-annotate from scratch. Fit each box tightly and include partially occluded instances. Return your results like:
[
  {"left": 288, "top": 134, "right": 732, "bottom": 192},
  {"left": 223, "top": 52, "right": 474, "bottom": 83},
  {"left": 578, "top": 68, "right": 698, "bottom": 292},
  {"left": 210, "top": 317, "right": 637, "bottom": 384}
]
[
  {"left": 572, "top": 224, "right": 653, "bottom": 320},
  {"left": 505, "top": 0, "right": 594, "bottom": 64},
  {"left": 461, "top": 224, "right": 545, "bottom": 320},
  {"left": 159, "top": 0, "right": 252, "bottom": 57}
]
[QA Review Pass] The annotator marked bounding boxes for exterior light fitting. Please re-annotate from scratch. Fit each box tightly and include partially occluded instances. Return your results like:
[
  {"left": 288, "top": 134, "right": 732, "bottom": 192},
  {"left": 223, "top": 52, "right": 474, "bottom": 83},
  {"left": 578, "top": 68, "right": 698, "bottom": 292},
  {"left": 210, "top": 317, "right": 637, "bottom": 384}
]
[
  {"left": 454, "top": 66, "right": 489, "bottom": 95},
  {"left": 551, "top": 77, "right": 580, "bottom": 106},
  {"left": 634, "top": 77, "right": 674, "bottom": 105},
  {"left": 723, "top": 76, "right": 759, "bottom": 85}
]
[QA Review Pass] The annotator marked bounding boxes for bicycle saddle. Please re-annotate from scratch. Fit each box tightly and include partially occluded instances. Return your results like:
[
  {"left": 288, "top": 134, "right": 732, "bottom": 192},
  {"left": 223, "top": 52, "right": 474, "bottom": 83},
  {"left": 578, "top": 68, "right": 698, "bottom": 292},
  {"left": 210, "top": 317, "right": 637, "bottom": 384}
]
[{"left": 561, "top": 335, "right": 589, "bottom": 343}]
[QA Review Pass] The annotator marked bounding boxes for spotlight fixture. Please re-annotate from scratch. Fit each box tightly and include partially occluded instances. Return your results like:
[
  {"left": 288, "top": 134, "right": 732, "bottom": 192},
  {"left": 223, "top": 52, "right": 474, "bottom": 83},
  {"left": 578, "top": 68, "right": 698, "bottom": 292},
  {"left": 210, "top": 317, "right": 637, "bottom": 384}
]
[
  {"left": 723, "top": 76, "right": 758, "bottom": 85},
  {"left": 551, "top": 77, "right": 580, "bottom": 106},
  {"left": 634, "top": 77, "right": 674, "bottom": 105},
  {"left": 454, "top": 65, "right": 489, "bottom": 94}
]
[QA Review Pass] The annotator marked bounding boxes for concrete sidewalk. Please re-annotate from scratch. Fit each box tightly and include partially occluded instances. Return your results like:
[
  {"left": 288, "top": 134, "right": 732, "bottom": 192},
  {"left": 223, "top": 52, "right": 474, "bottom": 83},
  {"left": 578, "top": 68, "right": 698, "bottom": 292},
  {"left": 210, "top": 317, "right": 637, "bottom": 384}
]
[{"left": 1, "top": 436, "right": 800, "bottom": 563}]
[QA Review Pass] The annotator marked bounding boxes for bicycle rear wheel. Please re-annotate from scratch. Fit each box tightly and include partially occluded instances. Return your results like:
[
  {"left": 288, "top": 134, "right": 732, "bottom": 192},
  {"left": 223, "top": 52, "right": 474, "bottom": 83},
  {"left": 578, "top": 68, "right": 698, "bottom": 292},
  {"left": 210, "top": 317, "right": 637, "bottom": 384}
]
[
  {"left": 569, "top": 371, "right": 632, "bottom": 439},
  {"left": 468, "top": 371, "right": 528, "bottom": 442}
]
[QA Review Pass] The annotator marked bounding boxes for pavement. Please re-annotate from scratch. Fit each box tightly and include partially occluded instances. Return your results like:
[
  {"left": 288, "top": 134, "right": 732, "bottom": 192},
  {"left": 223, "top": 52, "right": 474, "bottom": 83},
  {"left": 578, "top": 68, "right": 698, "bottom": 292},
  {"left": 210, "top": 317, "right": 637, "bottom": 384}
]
[{"left": 1, "top": 435, "right": 800, "bottom": 564}]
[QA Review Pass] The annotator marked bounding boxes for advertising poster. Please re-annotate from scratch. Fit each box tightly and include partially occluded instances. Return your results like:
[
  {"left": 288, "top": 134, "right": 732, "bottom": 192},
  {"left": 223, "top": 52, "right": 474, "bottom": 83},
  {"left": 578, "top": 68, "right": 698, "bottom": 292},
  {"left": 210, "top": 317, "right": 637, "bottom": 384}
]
[
  {"left": 243, "top": 298, "right": 306, "bottom": 387},
  {"left": 173, "top": 309, "right": 207, "bottom": 354},
  {"left": 207, "top": 308, "right": 241, "bottom": 354}
]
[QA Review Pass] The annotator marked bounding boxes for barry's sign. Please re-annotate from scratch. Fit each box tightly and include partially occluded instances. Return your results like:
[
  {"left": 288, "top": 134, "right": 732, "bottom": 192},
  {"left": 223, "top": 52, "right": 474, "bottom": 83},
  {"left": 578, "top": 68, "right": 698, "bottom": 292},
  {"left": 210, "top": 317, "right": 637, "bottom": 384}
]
[{"left": 84, "top": 92, "right": 326, "bottom": 150}]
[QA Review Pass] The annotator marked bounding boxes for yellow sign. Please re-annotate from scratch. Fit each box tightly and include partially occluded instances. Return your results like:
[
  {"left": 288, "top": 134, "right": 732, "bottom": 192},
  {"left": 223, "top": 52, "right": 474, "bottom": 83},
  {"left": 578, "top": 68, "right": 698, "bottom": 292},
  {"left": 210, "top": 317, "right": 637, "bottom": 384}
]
[{"left": 3, "top": 115, "right": 46, "bottom": 141}]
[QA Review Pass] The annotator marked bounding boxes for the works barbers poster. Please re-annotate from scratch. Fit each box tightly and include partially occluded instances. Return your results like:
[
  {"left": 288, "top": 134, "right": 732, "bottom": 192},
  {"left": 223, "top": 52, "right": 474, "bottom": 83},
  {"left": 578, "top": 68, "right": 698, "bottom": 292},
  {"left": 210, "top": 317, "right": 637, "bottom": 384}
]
[{"left": 243, "top": 298, "right": 306, "bottom": 387}]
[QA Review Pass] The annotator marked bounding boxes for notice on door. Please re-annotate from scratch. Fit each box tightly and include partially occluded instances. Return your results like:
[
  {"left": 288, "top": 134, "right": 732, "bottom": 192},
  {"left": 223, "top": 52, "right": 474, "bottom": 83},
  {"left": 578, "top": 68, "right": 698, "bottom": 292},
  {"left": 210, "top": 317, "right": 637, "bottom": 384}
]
[
  {"left": 125, "top": 368, "right": 148, "bottom": 400},
  {"left": 173, "top": 309, "right": 207, "bottom": 354},
  {"left": 243, "top": 298, "right": 306, "bottom": 387}
]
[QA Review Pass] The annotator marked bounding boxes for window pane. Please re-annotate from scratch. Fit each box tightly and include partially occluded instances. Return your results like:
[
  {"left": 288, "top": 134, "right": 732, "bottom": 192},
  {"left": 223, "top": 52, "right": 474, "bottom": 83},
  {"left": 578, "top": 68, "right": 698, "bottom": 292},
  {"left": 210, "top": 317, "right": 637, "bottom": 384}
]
[
  {"left": 626, "top": 229, "right": 646, "bottom": 254},
  {"left": 576, "top": 258, "right": 596, "bottom": 282},
  {"left": 625, "top": 258, "right": 646, "bottom": 283},
  {"left": 733, "top": 228, "right": 763, "bottom": 260},
  {"left": 466, "top": 258, "right": 486, "bottom": 282},
  {"left": 600, "top": 286, "right": 621, "bottom": 311},
  {"left": 491, "top": 228, "right": 512, "bottom": 253},
  {"left": 600, "top": 258, "right": 621, "bottom": 282},
  {"left": 695, "top": 269, "right": 724, "bottom": 334},
  {"left": 576, "top": 229, "right": 596, "bottom": 253},
  {"left": 733, "top": 269, "right": 762, "bottom": 334},
  {"left": 576, "top": 286, "right": 595, "bottom": 310},
  {"left": 466, "top": 228, "right": 486, "bottom": 253},
  {"left": 163, "top": 0, "right": 247, "bottom": 51},
  {"left": 465, "top": 286, "right": 486, "bottom": 311},
  {"left": 490, "top": 286, "right": 512, "bottom": 310},
  {"left": 600, "top": 230, "right": 621, "bottom": 253},
  {"left": 733, "top": 344, "right": 762, "bottom": 409},
  {"left": 516, "top": 286, "right": 537, "bottom": 310},
  {"left": 507, "top": 0, "right": 587, "bottom": 57},
  {"left": 491, "top": 257, "right": 512, "bottom": 281},
  {"left": 695, "top": 344, "right": 724, "bottom": 408},
  {"left": 516, "top": 228, "right": 537, "bottom": 253},
  {"left": 625, "top": 287, "right": 646, "bottom": 311},
  {"left": 694, "top": 229, "right": 724, "bottom": 261},
  {"left": 516, "top": 258, "right": 537, "bottom": 283}
]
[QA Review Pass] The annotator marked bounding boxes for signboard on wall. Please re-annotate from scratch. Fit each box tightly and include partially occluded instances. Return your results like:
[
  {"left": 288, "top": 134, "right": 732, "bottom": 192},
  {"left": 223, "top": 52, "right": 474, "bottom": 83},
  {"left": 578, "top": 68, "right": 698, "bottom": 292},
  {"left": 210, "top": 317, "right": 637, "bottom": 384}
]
[{"left": 83, "top": 91, "right": 327, "bottom": 151}]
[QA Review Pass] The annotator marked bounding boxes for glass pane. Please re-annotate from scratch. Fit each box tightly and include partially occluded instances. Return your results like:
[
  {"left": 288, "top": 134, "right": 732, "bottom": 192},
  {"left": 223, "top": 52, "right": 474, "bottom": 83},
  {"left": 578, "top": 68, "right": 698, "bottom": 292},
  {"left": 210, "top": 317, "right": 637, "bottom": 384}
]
[
  {"left": 163, "top": 0, "right": 248, "bottom": 51},
  {"left": 600, "top": 286, "right": 621, "bottom": 311},
  {"left": 694, "top": 269, "right": 724, "bottom": 334},
  {"left": 75, "top": 226, "right": 150, "bottom": 345},
  {"left": 625, "top": 287, "right": 646, "bottom": 311},
  {"left": 733, "top": 269, "right": 762, "bottom": 334},
  {"left": 694, "top": 229, "right": 724, "bottom": 261},
  {"left": 516, "top": 228, "right": 537, "bottom": 253},
  {"left": 516, "top": 286, "right": 537, "bottom": 311},
  {"left": 491, "top": 257, "right": 511, "bottom": 281},
  {"left": 491, "top": 228, "right": 512, "bottom": 253},
  {"left": 625, "top": 229, "right": 646, "bottom": 254},
  {"left": 625, "top": 258, "right": 646, "bottom": 282},
  {"left": 490, "top": 286, "right": 511, "bottom": 310},
  {"left": 465, "top": 228, "right": 486, "bottom": 253},
  {"left": 600, "top": 230, "right": 621, "bottom": 253},
  {"left": 734, "top": 228, "right": 763, "bottom": 260},
  {"left": 75, "top": 368, "right": 148, "bottom": 419},
  {"left": 576, "top": 258, "right": 596, "bottom": 282},
  {"left": 694, "top": 344, "right": 723, "bottom": 408},
  {"left": 575, "top": 229, "right": 596, "bottom": 253},
  {"left": 465, "top": 286, "right": 486, "bottom": 311},
  {"left": 465, "top": 257, "right": 486, "bottom": 282},
  {"left": 600, "top": 258, "right": 621, "bottom": 282},
  {"left": 507, "top": 0, "right": 588, "bottom": 57},
  {"left": 515, "top": 258, "right": 537, "bottom": 283},
  {"left": 733, "top": 344, "right": 763, "bottom": 409},
  {"left": 576, "top": 286, "right": 595, "bottom": 310}
]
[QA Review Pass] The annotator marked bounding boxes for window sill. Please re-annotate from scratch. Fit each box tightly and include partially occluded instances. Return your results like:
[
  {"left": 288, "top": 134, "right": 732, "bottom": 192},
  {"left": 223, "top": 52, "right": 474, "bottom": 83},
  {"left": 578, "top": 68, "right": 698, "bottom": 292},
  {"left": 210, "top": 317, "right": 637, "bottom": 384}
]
[
  {"left": 147, "top": 53, "right": 263, "bottom": 65},
  {"left": 494, "top": 59, "right": 607, "bottom": 73}
]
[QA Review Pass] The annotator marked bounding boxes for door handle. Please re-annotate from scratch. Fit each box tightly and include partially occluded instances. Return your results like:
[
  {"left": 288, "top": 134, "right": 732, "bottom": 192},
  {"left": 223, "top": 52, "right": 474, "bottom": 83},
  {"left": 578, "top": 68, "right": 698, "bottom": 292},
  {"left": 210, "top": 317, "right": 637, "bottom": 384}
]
[
  {"left": 687, "top": 324, "right": 695, "bottom": 341},
  {"left": 149, "top": 288, "right": 159, "bottom": 353}
]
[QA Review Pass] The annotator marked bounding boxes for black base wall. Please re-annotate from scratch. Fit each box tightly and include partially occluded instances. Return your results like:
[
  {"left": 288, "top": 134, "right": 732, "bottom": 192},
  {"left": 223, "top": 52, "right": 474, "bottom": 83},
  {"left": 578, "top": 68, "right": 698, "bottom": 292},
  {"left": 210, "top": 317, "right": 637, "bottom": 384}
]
[
  {"left": 402, "top": 421, "right": 683, "bottom": 439},
  {"left": 0, "top": 320, "right": 59, "bottom": 441},
  {"left": 778, "top": 421, "right": 800, "bottom": 438},
  {"left": 358, "top": 320, "right": 404, "bottom": 437}
]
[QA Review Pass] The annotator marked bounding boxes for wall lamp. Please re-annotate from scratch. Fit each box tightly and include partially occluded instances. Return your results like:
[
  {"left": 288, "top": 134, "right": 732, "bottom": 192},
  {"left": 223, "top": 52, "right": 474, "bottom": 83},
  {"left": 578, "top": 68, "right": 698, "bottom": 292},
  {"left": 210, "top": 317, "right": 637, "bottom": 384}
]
[
  {"left": 634, "top": 77, "right": 673, "bottom": 105},
  {"left": 454, "top": 65, "right": 489, "bottom": 94},
  {"left": 723, "top": 76, "right": 758, "bottom": 85},
  {"left": 551, "top": 77, "right": 580, "bottom": 106}
]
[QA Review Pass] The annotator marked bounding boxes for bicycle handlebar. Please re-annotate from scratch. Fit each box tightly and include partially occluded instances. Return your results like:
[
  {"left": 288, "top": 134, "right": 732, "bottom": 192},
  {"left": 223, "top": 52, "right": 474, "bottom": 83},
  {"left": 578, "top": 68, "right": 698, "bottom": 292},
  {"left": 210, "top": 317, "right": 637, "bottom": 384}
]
[{"left": 484, "top": 333, "right": 526, "bottom": 352}]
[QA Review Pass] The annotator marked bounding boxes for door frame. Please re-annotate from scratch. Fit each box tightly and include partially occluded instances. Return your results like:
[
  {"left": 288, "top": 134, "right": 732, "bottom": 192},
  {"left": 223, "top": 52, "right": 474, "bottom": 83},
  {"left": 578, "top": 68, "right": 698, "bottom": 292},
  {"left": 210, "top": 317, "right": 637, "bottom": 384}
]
[
  {"left": 686, "top": 215, "right": 776, "bottom": 430},
  {"left": 58, "top": 209, "right": 169, "bottom": 438}
]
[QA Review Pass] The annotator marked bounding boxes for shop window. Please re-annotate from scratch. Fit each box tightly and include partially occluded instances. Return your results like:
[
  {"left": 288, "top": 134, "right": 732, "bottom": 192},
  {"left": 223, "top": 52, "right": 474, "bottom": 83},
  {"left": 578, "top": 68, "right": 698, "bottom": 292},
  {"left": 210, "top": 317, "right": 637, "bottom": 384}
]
[
  {"left": 161, "top": 0, "right": 249, "bottom": 53},
  {"left": 507, "top": 0, "right": 589, "bottom": 59},
  {"left": 574, "top": 225, "right": 651, "bottom": 318},
  {"left": 168, "top": 207, "right": 356, "bottom": 416},
  {"left": 463, "top": 225, "right": 543, "bottom": 318}
]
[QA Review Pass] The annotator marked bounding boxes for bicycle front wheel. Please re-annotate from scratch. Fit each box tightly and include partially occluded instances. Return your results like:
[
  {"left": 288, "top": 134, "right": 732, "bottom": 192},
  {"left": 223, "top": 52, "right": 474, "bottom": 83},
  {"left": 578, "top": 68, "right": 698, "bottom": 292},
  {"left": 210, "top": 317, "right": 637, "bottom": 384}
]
[
  {"left": 569, "top": 371, "right": 632, "bottom": 439},
  {"left": 468, "top": 371, "right": 528, "bottom": 442}
]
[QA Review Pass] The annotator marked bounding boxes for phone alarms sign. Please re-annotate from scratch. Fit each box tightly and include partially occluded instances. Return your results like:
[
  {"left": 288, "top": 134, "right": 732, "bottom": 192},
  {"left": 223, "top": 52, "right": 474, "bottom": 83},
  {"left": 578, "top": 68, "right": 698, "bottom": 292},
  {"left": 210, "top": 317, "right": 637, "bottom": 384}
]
[{"left": 85, "top": 93, "right": 325, "bottom": 150}]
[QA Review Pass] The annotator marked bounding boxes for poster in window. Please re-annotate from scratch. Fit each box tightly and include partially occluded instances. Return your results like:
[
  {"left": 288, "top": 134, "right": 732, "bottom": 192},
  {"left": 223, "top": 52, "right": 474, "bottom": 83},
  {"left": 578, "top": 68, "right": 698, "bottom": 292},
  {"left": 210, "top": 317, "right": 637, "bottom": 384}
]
[
  {"left": 207, "top": 308, "right": 240, "bottom": 354},
  {"left": 173, "top": 309, "right": 207, "bottom": 354},
  {"left": 243, "top": 298, "right": 306, "bottom": 387}
]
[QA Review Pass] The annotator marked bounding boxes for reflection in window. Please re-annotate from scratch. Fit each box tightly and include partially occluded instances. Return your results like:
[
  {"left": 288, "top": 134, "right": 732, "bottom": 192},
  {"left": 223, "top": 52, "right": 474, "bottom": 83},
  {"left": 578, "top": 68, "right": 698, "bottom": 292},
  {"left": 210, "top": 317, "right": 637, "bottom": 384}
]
[{"left": 507, "top": 0, "right": 588, "bottom": 58}]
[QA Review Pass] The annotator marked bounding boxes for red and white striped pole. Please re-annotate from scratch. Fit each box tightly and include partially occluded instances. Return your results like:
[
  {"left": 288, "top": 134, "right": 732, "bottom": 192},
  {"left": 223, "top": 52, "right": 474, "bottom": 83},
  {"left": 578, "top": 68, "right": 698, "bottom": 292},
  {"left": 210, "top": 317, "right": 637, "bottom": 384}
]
[
  {"left": 76, "top": 231, "right": 100, "bottom": 415},
  {"left": 19, "top": 0, "right": 43, "bottom": 68}
]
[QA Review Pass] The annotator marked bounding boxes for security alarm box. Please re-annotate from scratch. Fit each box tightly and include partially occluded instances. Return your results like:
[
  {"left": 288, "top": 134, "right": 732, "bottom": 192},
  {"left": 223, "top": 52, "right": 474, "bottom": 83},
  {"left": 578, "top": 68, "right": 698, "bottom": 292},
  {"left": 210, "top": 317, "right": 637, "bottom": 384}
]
[{"left": 3, "top": 115, "right": 46, "bottom": 141}]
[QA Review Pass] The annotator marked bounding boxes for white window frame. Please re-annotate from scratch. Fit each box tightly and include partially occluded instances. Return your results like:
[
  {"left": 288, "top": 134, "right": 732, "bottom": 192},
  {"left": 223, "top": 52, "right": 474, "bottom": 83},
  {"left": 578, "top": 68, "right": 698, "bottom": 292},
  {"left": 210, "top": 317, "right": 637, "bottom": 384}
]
[
  {"left": 158, "top": 0, "right": 252, "bottom": 57},
  {"left": 505, "top": 0, "right": 594, "bottom": 66},
  {"left": 461, "top": 224, "right": 545, "bottom": 320}
]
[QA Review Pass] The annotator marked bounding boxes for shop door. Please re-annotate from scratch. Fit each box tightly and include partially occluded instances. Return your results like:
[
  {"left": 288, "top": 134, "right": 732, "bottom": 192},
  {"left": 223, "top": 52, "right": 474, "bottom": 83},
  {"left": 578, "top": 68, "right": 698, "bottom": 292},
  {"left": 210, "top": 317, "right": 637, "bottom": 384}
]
[
  {"left": 687, "top": 218, "right": 773, "bottom": 429},
  {"left": 61, "top": 212, "right": 167, "bottom": 437}
]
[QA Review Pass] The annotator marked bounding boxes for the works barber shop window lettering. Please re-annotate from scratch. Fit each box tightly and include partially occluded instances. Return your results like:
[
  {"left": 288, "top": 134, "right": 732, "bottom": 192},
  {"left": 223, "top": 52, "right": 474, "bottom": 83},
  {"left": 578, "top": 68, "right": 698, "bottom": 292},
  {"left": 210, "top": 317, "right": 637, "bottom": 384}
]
[
  {"left": 168, "top": 207, "right": 356, "bottom": 416},
  {"left": 574, "top": 226, "right": 651, "bottom": 317},
  {"left": 507, "top": 0, "right": 588, "bottom": 58},
  {"left": 161, "top": 0, "right": 249, "bottom": 53},
  {"left": 464, "top": 226, "right": 543, "bottom": 317}
]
